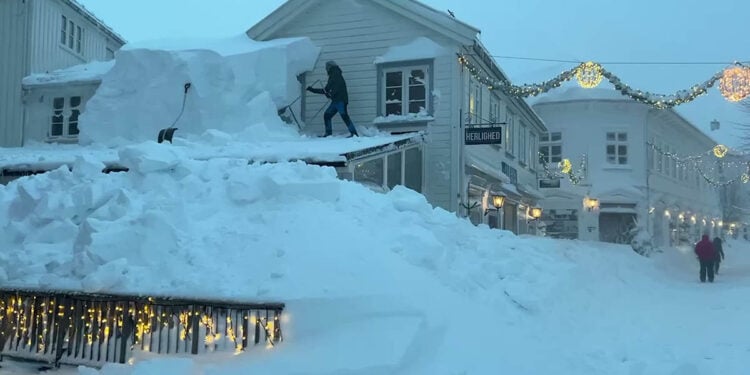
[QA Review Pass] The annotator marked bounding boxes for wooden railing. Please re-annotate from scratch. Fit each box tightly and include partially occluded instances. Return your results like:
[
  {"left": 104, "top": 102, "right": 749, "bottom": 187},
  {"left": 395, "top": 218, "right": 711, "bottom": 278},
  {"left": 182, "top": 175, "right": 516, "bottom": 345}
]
[{"left": 0, "top": 289, "right": 284, "bottom": 367}]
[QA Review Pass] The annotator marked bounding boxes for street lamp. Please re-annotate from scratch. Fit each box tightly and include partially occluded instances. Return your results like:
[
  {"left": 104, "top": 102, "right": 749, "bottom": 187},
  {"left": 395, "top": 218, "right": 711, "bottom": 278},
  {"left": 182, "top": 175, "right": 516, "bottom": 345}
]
[{"left": 484, "top": 193, "right": 506, "bottom": 216}]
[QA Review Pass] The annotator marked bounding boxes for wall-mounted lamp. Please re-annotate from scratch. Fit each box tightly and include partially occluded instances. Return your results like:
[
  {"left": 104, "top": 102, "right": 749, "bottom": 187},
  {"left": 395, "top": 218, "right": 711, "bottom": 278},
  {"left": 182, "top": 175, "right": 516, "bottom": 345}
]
[
  {"left": 484, "top": 193, "right": 506, "bottom": 216},
  {"left": 527, "top": 207, "right": 543, "bottom": 223},
  {"left": 583, "top": 197, "right": 599, "bottom": 212}
]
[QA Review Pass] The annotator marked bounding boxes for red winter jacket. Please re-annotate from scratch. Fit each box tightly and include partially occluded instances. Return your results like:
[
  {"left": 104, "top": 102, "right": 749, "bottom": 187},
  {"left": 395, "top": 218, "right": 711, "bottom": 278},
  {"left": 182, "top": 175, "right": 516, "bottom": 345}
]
[{"left": 694, "top": 235, "right": 716, "bottom": 261}]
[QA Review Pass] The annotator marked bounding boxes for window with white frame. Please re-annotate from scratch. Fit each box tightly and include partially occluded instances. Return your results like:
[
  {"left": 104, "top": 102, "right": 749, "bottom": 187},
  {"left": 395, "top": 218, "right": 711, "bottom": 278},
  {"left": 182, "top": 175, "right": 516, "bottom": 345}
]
[
  {"left": 468, "top": 80, "right": 482, "bottom": 124},
  {"left": 519, "top": 123, "right": 527, "bottom": 163},
  {"left": 382, "top": 65, "right": 429, "bottom": 117},
  {"left": 539, "top": 132, "right": 562, "bottom": 164},
  {"left": 50, "top": 96, "right": 82, "bottom": 138},
  {"left": 606, "top": 132, "right": 628, "bottom": 165},
  {"left": 505, "top": 111, "right": 515, "bottom": 155},
  {"left": 529, "top": 132, "right": 537, "bottom": 169},
  {"left": 353, "top": 147, "right": 423, "bottom": 193},
  {"left": 488, "top": 96, "right": 500, "bottom": 124},
  {"left": 60, "top": 15, "right": 84, "bottom": 55}
]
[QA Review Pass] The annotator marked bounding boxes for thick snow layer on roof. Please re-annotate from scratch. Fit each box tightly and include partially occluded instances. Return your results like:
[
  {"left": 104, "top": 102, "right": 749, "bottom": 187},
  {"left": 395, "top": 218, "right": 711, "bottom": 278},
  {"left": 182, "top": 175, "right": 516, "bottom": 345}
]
[
  {"left": 373, "top": 37, "right": 450, "bottom": 64},
  {"left": 22, "top": 60, "right": 115, "bottom": 87}
]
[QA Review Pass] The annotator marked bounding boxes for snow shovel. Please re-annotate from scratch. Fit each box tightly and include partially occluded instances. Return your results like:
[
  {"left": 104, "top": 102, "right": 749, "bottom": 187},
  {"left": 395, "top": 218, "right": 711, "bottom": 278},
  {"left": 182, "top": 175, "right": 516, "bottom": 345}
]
[{"left": 158, "top": 82, "right": 191, "bottom": 143}]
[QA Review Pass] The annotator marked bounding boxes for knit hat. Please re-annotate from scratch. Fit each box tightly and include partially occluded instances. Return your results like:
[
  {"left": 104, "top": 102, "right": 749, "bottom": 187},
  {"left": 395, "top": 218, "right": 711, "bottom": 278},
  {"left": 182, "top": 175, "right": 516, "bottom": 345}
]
[{"left": 325, "top": 61, "right": 338, "bottom": 71}]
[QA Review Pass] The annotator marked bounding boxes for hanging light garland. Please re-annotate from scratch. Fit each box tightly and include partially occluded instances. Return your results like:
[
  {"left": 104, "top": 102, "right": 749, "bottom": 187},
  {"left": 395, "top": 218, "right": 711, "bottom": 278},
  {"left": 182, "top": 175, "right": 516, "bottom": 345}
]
[
  {"left": 539, "top": 154, "right": 587, "bottom": 185},
  {"left": 647, "top": 142, "right": 750, "bottom": 186},
  {"left": 457, "top": 54, "right": 750, "bottom": 108}
]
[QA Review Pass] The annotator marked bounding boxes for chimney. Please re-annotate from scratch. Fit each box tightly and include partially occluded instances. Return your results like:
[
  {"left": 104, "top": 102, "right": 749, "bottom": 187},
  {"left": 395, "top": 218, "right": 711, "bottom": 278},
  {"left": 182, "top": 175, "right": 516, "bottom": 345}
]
[{"left": 710, "top": 119, "right": 720, "bottom": 131}]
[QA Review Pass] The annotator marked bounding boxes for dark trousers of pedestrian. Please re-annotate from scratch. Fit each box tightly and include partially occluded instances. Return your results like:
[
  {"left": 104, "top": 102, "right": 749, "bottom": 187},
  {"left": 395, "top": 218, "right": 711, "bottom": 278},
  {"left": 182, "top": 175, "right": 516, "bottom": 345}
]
[
  {"left": 700, "top": 260, "right": 715, "bottom": 282},
  {"left": 323, "top": 101, "right": 358, "bottom": 136},
  {"left": 714, "top": 260, "right": 721, "bottom": 275}
]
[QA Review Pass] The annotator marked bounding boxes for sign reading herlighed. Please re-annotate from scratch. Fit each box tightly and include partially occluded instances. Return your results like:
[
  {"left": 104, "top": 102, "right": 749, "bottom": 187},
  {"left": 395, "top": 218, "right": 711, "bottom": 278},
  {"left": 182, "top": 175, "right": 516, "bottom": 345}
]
[{"left": 465, "top": 127, "right": 503, "bottom": 145}]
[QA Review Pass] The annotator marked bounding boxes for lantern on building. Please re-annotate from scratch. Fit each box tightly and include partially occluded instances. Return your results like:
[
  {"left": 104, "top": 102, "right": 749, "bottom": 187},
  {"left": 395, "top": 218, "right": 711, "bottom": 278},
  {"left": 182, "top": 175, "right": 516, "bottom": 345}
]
[{"left": 575, "top": 61, "right": 604, "bottom": 89}]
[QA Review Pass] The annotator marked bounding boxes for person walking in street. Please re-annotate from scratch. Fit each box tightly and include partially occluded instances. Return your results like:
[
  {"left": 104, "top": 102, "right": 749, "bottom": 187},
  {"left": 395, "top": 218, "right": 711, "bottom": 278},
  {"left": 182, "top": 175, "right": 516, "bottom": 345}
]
[
  {"left": 694, "top": 234, "right": 716, "bottom": 283},
  {"left": 713, "top": 237, "right": 725, "bottom": 275},
  {"left": 306, "top": 61, "right": 359, "bottom": 138}
]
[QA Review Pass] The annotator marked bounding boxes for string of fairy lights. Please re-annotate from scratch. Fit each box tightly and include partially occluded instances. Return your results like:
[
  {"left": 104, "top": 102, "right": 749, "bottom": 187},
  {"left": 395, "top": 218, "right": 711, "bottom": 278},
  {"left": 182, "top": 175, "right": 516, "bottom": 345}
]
[
  {"left": 542, "top": 144, "right": 750, "bottom": 187},
  {"left": 457, "top": 54, "right": 750, "bottom": 108}
]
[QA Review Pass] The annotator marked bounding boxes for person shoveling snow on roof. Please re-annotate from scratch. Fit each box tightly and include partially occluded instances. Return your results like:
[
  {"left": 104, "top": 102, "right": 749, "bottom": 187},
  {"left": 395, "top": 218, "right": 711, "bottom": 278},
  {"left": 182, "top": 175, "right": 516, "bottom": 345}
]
[{"left": 306, "top": 61, "right": 359, "bottom": 138}]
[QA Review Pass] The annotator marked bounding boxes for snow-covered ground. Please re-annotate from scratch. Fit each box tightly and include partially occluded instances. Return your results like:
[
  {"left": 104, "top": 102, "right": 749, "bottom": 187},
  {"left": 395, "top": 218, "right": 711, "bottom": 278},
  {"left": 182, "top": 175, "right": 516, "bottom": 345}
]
[{"left": 3, "top": 34, "right": 749, "bottom": 374}]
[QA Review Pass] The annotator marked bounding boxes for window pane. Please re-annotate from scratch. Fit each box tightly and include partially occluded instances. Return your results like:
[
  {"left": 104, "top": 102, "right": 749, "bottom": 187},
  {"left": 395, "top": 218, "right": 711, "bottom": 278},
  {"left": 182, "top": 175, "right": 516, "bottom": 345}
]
[
  {"left": 409, "top": 85, "right": 425, "bottom": 102},
  {"left": 354, "top": 158, "right": 384, "bottom": 188},
  {"left": 386, "top": 103, "right": 401, "bottom": 116},
  {"left": 76, "top": 26, "right": 82, "bottom": 53},
  {"left": 409, "top": 69, "right": 425, "bottom": 85},
  {"left": 385, "top": 71, "right": 402, "bottom": 87},
  {"left": 539, "top": 147, "right": 549, "bottom": 163},
  {"left": 61, "top": 16, "right": 67, "bottom": 44},
  {"left": 386, "top": 87, "right": 402, "bottom": 102},
  {"left": 387, "top": 152, "right": 402, "bottom": 189},
  {"left": 404, "top": 147, "right": 422, "bottom": 192},
  {"left": 68, "top": 21, "right": 74, "bottom": 48},
  {"left": 408, "top": 100, "right": 425, "bottom": 114},
  {"left": 69, "top": 109, "right": 80, "bottom": 135},
  {"left": 606, "top": 145, "right": 615, "bottom": 155},
  {"left": 606, "top": 132, "right": 615, "bottom": 141},
  {"left": 618, "top": 133, "right": 627, "bottom": 141}
]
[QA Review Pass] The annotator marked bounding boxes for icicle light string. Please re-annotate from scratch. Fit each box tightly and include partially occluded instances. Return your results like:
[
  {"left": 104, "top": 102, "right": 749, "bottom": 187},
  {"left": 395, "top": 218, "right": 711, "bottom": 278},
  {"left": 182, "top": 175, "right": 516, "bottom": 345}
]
[
  {"left": 647, "top": 142, "right": 750, "bottom": 186},
  {"left": 457, "top": 54, "right": 750, "bottom": 108}
]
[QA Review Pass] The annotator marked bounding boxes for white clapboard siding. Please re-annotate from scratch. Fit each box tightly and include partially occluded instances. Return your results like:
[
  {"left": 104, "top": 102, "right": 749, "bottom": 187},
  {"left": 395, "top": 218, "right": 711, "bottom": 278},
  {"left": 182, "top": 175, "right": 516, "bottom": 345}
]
[
  {"left": 0, "top": 0, "right": 32, "bottom": 147},
  {"left": 257, "top": 0, "right": 461, "bottom": 210},
  {"left": 0, "top": 0, "right": 124, "bottom": 147}
]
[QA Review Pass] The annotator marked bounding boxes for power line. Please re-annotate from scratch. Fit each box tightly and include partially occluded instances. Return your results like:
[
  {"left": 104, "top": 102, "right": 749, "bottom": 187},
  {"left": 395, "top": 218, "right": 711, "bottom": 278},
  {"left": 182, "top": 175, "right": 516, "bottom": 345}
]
[{"left": 488, "top": 55, "right": 750, "bottom": 66}]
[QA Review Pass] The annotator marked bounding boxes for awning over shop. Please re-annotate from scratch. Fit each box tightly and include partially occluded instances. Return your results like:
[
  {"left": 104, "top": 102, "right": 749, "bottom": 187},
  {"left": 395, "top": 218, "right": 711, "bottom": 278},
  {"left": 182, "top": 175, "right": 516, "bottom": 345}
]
[{"left": 465, "top": 152, "right": 510, "bottom": 184}]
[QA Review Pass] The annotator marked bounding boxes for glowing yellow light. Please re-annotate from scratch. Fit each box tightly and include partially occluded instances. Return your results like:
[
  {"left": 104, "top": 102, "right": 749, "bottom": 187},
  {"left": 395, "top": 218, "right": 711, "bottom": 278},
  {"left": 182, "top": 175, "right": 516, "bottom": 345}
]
[
  {"left": 713, "top": 144, "right": 729, "bottom": 158},
  {"left": 559, "top": 158, "right": 572, "bottom": 174},
  {"left": 719, "top": 66, "right": 750, "bottom": 102},
  {"left": 575, "top": 61, "right": 603, "bottom": 88}
]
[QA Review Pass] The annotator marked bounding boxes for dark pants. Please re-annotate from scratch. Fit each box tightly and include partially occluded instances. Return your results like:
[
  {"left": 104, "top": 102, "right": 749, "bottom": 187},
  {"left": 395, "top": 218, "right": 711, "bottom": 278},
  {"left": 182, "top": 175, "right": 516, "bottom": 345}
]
[
  {"left": 700, "top": 260, "right": 715, "bottom": 282},
  {"left": 323, "top": 101, "right": 357, "bottom": 136}
]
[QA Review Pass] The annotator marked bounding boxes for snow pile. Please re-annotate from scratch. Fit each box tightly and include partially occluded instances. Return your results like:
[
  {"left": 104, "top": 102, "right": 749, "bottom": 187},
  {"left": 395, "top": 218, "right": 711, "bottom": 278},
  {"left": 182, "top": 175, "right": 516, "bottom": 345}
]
[{"left": 79, "top": 35, "right": 320, "bottom": 146}]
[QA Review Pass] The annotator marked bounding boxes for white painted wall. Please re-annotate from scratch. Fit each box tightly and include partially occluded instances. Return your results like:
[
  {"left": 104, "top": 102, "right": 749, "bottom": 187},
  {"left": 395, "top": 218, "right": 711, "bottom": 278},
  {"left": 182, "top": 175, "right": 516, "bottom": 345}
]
[
  {"left": 0, "top": 0, "right": 124, "bottom": 147},
  {"left": 0, "top": 0, "right": 32, "bottom": 147}
]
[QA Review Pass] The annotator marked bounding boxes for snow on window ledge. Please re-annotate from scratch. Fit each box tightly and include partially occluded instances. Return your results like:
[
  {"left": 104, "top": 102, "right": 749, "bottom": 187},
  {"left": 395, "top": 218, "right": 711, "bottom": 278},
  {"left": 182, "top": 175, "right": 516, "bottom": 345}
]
[{"left": 372, "top": 113, "right": 435, "bottom": 125}]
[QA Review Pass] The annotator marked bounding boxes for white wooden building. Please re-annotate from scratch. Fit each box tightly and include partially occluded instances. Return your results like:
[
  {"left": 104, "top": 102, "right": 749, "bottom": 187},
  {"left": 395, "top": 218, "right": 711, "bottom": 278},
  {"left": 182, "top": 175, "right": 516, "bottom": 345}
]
[
  {"left": 0, "top": 0, "right": 125, "bottom": 147},
  {"left": 247, "top": 0, "right": 547, "bottom": 234},
  {"left": 532, "top": 87, "right": 722, "bottom": 246}
]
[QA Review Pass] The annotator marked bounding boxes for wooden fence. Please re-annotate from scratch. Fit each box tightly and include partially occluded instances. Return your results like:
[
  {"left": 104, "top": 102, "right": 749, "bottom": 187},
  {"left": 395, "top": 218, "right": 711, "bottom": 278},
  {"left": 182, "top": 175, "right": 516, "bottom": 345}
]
[{"left": 0, "top": 289, "right": 284, "bottom": 367}]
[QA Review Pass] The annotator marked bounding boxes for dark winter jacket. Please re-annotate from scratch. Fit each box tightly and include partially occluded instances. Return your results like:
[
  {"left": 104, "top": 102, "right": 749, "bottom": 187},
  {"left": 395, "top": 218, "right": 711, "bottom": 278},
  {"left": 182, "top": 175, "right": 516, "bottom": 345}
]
[
  {"left": 713, "top": 237, "right": 725, "bottom": 262},
  {"left": 695, "top": 235, "right": 716, "bottom": 261},
  {"left": 307, "top": 63, "right": 349, "bottom": 104}
]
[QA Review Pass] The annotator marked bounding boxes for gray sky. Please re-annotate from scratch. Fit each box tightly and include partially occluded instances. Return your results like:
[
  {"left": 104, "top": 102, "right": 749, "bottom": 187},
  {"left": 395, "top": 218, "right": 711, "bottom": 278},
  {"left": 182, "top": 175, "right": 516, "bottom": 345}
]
[{"left": 77, "top": 0, "right": 749, "bottom": 147}]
